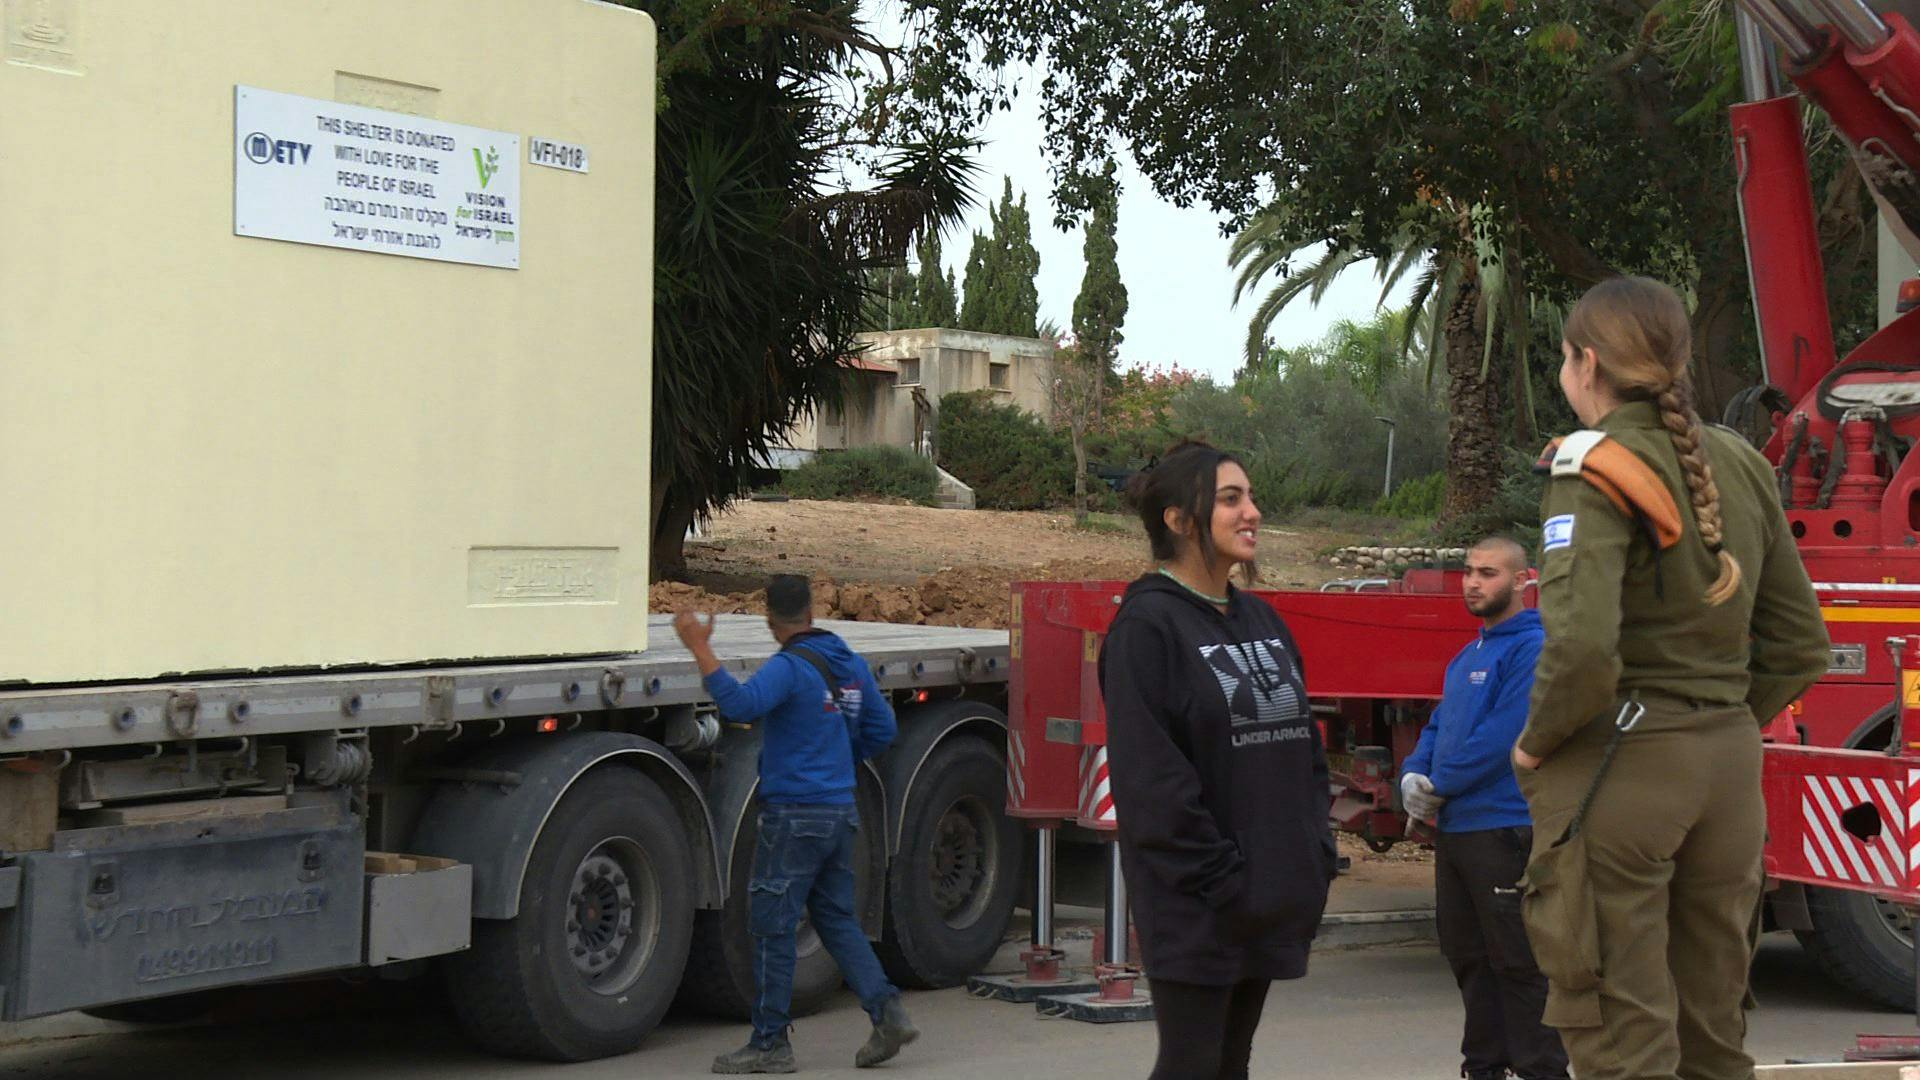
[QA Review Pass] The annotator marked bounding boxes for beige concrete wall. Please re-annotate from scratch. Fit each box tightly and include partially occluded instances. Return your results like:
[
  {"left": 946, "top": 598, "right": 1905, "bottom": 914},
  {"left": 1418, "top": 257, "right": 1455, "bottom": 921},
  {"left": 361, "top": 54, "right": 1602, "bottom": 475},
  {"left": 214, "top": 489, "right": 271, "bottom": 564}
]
[
  {"left": 0, "top": 0, "right": 655, "bottom": 681},
  {"left": 786, "top": 329, "right": 1055, "bottom": 455}
]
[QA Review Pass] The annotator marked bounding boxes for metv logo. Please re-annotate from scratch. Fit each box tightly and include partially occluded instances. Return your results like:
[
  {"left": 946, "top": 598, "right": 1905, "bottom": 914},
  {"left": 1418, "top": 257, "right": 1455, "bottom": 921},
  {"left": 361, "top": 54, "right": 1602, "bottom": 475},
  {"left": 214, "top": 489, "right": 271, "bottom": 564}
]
[{"left": 243, "top": 132, "right": 312, "bottom": 165}]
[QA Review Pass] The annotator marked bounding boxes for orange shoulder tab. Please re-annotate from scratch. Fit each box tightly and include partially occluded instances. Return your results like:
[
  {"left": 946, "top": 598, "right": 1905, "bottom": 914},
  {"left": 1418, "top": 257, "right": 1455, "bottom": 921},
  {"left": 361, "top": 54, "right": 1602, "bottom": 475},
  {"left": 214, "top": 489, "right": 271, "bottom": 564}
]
[{"left": 1571, "top": 439, "right": 1684, "bottom": 550}]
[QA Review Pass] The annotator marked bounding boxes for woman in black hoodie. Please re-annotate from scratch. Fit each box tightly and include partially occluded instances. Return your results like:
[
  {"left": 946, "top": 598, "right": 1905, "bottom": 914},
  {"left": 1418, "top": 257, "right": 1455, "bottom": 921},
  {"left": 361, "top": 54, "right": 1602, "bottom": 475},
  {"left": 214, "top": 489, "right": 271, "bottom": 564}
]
[{"left": 1101, "top": 441, "right": 1337, "bottom": 1080}]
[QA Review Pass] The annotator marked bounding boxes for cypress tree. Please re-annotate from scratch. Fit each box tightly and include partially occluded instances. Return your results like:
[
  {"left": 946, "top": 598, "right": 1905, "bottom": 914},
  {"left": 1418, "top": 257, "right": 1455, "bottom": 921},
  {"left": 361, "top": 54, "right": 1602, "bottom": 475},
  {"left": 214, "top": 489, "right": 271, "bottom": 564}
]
[{"left": 959, "top": 178, "right": 1042, "bottom": 336}]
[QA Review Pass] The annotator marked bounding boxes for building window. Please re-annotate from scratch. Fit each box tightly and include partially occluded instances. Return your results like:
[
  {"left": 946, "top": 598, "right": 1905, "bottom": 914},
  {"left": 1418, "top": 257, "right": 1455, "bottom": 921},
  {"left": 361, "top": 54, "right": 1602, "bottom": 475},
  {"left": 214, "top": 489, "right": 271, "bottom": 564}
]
[
  {"left": 989, "top": 361, "right": 1011, "bottom": 390},
  {"left": 898, "top": 357, "right": 922, "bottom": 385}
]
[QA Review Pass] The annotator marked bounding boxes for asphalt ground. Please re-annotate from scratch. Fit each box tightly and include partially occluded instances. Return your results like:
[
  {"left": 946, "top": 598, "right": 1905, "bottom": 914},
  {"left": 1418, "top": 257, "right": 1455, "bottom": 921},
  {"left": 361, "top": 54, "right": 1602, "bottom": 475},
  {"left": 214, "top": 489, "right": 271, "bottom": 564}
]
[{"left": 0, "top": 932, "right": 1900, "bottom": 1080}]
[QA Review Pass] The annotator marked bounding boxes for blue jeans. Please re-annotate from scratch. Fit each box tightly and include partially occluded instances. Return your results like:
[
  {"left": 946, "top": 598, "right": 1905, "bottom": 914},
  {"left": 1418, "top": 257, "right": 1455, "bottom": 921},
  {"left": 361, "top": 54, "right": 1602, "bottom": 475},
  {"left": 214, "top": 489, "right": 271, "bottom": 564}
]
[{"left": 748, "top": 802, "right": 898, "bottom": 1047}]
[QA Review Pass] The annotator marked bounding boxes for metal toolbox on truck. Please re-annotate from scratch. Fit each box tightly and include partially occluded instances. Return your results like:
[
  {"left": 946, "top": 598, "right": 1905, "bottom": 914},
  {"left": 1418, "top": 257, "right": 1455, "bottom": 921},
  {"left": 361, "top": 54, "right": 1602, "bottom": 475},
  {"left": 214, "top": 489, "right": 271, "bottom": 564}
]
[
  {"left": 363, "top": 852, "right": 472, "bottom": 966},
  {"left": 0, "top": 805, "right": 365, "bottom": 1019}
]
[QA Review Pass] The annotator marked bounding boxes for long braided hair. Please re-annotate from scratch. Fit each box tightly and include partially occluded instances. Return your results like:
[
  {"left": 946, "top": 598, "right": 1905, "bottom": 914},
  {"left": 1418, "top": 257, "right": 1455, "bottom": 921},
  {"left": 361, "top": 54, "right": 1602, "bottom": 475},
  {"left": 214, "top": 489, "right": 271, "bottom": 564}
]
[{"left": 1562, "top": 276, "right": 1742, "bottom": 606}]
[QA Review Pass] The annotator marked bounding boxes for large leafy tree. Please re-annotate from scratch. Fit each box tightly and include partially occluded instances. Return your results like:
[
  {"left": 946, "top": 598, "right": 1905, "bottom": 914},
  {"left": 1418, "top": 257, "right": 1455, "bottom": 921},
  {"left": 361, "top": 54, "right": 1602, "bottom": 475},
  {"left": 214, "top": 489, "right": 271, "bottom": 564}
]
[
  {"left": 634, "top": 1, "right": 976, "bottom": 578},
  {"left": 960, "top": 178, "right": 1043, "bottom": 336},
  {"left": 895, "top": 0, "right": 1876, "bottom": 518}
]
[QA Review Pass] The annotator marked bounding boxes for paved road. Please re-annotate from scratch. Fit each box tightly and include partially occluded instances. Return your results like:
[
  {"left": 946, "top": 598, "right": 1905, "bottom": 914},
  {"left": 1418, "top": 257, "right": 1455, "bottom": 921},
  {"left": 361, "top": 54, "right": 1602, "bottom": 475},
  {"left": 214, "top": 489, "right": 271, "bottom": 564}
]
[{"left": 0, "top": 937, "right": 1902, "bottom": 1079}]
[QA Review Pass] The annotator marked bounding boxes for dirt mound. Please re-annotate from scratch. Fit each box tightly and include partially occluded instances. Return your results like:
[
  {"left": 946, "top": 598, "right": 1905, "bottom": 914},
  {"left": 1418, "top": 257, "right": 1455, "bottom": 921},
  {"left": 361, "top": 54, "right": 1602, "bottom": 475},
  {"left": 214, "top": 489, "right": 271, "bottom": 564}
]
[{"left": 649, "top": 558, "right": 1144, "bottom": 630}]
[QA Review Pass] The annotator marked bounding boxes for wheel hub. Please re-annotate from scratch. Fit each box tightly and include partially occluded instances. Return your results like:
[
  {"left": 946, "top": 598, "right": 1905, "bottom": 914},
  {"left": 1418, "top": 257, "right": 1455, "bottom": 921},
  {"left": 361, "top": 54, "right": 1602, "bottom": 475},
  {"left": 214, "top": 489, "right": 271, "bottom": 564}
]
[
  {"left": 1875, "top": 897, "right": 1915, "bottom": 945},
  {"left": 929, "top": 799, "right": 989, "bottom": 923},
  {"left": 567, "top": 844, "right": 650, "bottom": 988}
]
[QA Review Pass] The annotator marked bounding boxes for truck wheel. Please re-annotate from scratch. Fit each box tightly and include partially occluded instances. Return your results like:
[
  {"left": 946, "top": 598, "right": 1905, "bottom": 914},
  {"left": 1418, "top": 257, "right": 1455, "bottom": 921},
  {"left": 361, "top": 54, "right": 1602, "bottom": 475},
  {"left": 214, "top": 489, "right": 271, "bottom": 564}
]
[
  {"left": 445, "top": 768, "right": 695, "bottom": 1061},
  {"left": 677, "top": 797, "right": 879, "bottom": 1018},
  {"left": 879, "top": 735, "right": 1020, "bottom": 988},
  {"left": 1797, "top": 886, "right": 1916, "bottom": 1011}
]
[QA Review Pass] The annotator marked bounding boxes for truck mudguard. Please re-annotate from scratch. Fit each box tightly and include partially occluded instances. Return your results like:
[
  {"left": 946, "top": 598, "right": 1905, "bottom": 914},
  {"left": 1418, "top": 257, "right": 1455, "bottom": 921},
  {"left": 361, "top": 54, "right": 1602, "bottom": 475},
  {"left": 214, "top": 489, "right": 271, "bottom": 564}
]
[
  {"left": 876, "top": 699, "right": 1008, "bottom": 857},
  {"left": 410, "top": 731, "right": 721, "bottom": 919},
  {"left": 699, "top": 722, "right": 889, "bottom": 930}
]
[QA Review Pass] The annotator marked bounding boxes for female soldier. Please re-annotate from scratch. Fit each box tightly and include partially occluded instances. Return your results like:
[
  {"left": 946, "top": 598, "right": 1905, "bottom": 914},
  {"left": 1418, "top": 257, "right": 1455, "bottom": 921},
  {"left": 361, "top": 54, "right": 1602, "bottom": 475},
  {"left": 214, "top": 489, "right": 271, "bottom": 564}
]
[
  {"left": 1516, "top": 277, "right": 1828, "bottom": 1079},
  {"left": 1100, "top": 441, "right": 1337, "bottom": 1080}
]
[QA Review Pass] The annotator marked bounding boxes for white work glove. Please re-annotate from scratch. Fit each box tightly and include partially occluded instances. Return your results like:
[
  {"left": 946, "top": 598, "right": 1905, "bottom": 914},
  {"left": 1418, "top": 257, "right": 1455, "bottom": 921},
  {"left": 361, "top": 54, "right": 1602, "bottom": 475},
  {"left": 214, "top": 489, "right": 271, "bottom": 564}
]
[{"left": 1400, "top": 772, "right": 1444, "bottom": 822}]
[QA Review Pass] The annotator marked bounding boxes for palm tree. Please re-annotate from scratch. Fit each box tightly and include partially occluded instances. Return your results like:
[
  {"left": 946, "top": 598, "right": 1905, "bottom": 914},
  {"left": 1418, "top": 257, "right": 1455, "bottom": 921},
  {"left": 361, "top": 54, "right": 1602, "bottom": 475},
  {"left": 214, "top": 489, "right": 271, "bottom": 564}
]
[{"left": 1227, "top": 203, "right": 1548, "bottom": 521}]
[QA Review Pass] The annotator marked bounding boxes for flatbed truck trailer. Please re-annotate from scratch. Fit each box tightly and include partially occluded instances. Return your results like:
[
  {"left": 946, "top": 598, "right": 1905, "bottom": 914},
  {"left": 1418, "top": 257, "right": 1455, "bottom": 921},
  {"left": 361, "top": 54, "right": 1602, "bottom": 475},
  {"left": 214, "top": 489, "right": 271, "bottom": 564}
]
[{"left": 0, "top": 616, "right": 1019, "bottom": 1062}]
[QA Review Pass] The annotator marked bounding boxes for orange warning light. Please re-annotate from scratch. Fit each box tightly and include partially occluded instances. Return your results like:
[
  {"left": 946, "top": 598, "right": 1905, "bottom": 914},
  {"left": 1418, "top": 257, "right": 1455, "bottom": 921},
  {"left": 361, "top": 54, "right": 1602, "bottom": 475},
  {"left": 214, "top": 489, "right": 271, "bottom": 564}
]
[{"left": 538, "top": 716, "right": 560, "bottom": 733}]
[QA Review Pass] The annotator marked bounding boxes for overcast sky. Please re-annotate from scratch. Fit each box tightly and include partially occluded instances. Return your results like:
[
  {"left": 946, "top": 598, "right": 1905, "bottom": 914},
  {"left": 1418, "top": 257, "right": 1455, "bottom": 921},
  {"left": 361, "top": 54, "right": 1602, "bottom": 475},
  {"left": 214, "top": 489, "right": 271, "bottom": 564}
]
[{"left": 904, "top": 63, "right": 1413, "bottom": 383}]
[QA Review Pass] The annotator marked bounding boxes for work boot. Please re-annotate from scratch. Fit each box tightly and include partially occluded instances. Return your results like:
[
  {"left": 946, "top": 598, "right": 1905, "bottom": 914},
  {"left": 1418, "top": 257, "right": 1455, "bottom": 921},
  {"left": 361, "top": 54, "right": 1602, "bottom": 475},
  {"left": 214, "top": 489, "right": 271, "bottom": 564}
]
[
  {"left": 854, "top": 996, "right": 918, "bottom": 1068},
  {"left": 712, "top": 1039, "right": 797, "bottom": 1074}
]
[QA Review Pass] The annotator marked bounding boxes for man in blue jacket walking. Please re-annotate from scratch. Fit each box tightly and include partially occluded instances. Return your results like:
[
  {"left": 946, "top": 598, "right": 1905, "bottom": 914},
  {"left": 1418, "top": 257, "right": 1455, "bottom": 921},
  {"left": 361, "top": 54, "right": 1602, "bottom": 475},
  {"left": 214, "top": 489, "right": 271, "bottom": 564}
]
[
  {"left": 1400, "top": 538, "right": 1568, "bottom": 1080},
  {"left": 673, "top": 575, "right": 917, "bottom": 1074}
]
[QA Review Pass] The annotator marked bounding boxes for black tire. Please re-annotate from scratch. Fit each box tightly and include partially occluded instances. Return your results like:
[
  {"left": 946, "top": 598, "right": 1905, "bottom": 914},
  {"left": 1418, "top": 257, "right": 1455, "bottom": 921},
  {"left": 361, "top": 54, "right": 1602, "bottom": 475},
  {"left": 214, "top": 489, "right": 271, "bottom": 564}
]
[
  {"left": 1792, "top": 709, "right": 1917, "bottom": 1012},
  {"left": 677, "top": 784, "right": 883, "bottom": 1018},
  {"left": 1797, "top": 883, "right": 1916, "bottom": 1011},
  {"left": 878, "top": 735, "right": 1021, "bottom": 988},
  {"left": 444, "top": 768, "right": 696, "bottom": 1061}
]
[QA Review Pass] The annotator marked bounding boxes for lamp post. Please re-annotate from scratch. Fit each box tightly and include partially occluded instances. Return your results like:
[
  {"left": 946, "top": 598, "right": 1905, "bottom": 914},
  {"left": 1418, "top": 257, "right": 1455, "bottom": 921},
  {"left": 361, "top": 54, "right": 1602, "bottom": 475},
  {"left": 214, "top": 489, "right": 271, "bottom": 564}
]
[{"left": 1374, "top": 416, "right": 1396, "bottom": 498}]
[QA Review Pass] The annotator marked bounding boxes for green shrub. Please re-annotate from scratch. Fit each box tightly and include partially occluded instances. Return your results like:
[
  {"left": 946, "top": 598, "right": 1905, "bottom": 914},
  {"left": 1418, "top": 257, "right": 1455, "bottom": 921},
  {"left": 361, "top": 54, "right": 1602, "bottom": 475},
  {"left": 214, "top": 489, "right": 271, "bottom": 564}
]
[
  {"left": 782, "top": 445, "right": 939, "bottom": 504},
  {"left": 937, "top": 391, "right": 1074, "bottom": 510},
  {"left": 1372, "top": 471, "right": 1445, "bottom": 518},
  {"left": 1242, "top": 450, "right": 1368, "bottom": 514}
]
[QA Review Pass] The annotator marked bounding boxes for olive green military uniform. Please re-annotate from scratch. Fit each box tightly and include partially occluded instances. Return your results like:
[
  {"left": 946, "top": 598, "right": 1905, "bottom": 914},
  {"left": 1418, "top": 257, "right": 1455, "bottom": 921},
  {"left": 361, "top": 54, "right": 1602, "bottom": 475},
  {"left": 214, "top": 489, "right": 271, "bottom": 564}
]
[{"left": 1518, "top": 400, "right": 1829, "bottom": 1080}]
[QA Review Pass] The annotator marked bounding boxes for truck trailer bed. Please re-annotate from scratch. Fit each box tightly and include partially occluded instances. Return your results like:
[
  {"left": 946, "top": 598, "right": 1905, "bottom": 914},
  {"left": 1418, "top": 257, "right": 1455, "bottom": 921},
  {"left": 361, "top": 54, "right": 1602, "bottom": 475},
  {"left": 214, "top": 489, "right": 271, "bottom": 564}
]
[{"left": 0, "top": 617, "right": 1010, "bottom": 754}]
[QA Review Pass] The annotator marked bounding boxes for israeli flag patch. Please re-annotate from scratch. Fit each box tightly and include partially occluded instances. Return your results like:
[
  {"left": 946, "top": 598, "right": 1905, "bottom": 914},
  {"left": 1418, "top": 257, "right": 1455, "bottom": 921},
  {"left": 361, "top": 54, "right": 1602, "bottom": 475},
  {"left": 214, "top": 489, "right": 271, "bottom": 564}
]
[{"left": 1543, "top": 514, "right": 1575, "bottom": 552}]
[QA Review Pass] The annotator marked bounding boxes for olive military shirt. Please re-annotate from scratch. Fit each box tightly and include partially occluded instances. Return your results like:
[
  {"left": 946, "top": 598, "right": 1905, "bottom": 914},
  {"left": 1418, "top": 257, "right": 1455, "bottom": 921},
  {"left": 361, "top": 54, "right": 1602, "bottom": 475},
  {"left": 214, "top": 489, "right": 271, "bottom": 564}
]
[{"left": 1519, "top": 400, "right": 1830, "bottom": 760}]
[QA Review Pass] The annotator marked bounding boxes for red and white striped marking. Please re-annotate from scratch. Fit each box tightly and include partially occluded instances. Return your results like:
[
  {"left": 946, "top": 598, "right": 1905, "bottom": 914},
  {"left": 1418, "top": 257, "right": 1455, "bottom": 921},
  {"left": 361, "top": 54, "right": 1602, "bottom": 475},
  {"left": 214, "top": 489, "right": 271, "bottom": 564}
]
[
  {"left": 1007, "top": 730, "right": 1027, "bottom": 805},
  {"left": 1080, "top": 745, "right": 1116, "bottom": 827},
  {"left": 1910, "top": 768, "right": 1920, "bottom": 891},
  {"left": 1800, "top": 773, "right": 1909, "bottom": 890}
]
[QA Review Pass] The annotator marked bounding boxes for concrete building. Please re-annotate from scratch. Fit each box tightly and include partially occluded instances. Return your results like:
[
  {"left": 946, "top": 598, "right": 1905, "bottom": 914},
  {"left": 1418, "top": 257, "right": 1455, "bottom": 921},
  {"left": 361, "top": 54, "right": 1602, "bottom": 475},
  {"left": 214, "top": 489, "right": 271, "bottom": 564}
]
[{"left": 786, "top": 328, "right": 1057, "bottom": 458}]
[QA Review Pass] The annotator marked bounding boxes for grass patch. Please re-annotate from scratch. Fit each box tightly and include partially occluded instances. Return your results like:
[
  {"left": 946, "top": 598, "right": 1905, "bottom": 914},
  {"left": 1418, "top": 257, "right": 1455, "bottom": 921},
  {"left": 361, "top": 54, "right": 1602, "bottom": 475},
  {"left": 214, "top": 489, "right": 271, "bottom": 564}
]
[{"left": 1073, "top": 512, "right": 1137, "bottom": 536}]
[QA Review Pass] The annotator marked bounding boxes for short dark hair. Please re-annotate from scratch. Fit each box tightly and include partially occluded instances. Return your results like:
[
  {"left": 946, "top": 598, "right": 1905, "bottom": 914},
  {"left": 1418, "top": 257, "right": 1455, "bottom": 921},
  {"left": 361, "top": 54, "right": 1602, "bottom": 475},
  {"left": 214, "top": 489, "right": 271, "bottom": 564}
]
[
  {"left": 767, "top": 575, "right": 812, "bottom": 625},
  {"left": 1470, "top": 535, "right": 1529, "bottom": 572},
  {"left": 1125, "top": 440, "right": 1245, "bottom": 568}
]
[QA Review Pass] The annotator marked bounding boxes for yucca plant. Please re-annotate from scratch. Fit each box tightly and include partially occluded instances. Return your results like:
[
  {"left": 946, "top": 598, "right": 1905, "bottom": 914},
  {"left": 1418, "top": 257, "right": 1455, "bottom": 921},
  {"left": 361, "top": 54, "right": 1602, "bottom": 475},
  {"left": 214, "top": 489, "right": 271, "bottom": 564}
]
[{"left": 636, "top": 1, "right": 978, "bottom": 578}]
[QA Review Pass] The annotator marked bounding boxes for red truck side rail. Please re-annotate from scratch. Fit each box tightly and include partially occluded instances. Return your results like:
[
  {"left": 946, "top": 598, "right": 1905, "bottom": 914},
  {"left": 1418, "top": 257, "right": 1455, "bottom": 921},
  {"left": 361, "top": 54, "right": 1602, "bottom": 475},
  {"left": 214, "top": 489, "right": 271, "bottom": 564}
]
[{"left": 1008, "top": 577, "right": 1920, "bottom": 910}]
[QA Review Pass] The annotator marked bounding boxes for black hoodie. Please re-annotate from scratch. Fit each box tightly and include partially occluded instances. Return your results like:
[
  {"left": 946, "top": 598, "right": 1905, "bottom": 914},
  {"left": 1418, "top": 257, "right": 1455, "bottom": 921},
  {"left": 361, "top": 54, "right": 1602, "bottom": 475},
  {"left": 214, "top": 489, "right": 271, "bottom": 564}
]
[{"left": 1098, "top": 573, "right": 1336, "bottom": 985}]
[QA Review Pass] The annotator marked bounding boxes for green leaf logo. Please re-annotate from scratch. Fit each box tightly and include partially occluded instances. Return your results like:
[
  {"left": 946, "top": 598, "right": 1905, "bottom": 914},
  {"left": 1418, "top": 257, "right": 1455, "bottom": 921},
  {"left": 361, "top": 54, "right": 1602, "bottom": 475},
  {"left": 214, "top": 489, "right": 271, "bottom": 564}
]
[{"left": 474, "top": 146, "right": 501, "bottom": 189}]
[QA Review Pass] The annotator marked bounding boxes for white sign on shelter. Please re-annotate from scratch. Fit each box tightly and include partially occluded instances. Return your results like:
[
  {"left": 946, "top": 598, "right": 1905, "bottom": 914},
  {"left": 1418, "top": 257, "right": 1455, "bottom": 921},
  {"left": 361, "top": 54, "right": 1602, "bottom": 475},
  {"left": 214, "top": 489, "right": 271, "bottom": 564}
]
[
  {"left": 233, "top": 85, "right": 521, "bottom": 269},
  {"left": 528, "top": 137, "right": 589, "bottom": 173}
]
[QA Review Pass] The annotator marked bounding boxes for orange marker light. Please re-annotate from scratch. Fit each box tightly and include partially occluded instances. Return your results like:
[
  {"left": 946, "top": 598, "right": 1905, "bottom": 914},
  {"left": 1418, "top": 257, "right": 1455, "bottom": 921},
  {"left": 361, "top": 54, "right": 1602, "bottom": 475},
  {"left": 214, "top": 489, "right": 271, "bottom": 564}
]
[
  {"left": 1900, "top": 278, "right": 1920, "bottom": 314},
  {"left": 538, "top": 716, "right": 560, "bottom": 733},
  {"left": 913, "top": 690, "right": 931, "bottom": 704}
]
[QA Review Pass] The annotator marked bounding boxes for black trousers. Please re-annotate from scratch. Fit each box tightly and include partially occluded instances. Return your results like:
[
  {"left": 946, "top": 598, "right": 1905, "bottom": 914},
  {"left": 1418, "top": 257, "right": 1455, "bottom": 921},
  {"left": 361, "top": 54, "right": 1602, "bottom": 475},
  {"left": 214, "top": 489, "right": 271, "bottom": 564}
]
[
  {"left": 1435, "top": 827, "right": 1569, "bottom": 1080},
  {"left": 1147, "top": 978, "right": 1271, "bottom": 1080}
]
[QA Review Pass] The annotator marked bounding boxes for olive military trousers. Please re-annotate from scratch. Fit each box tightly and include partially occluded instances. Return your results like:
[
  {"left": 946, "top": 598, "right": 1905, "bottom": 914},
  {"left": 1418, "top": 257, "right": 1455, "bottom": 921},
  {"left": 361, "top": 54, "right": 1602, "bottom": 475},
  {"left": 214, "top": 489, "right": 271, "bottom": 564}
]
[{"left": 1516, "top": 701, "right": 1764, "bottom": 1080}]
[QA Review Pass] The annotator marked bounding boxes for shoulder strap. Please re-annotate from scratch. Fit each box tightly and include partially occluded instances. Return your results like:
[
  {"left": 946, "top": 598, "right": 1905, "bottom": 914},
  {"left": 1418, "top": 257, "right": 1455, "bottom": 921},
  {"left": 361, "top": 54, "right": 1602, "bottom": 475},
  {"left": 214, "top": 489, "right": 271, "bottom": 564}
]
[
  {"left": 784, "top": 642, "right": 847, "bottom": 708},
  {"left": 1535, "top": 432, "right": 1685, "bottom": 551},
  {"left": 785, "top": 641, "right": 862, "bottom": 754}
]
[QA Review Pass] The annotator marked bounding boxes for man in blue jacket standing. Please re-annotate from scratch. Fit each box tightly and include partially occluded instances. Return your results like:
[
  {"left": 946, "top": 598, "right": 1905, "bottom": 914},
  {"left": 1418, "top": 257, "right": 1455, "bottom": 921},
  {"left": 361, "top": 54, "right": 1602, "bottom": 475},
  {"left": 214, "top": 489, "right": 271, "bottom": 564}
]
[
  {"left": 1400, "top": 538, "right": 1568, "bottom": 1080},
  {"left": 673, "top": 575, "right": 916, "bottom": 1075}
]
